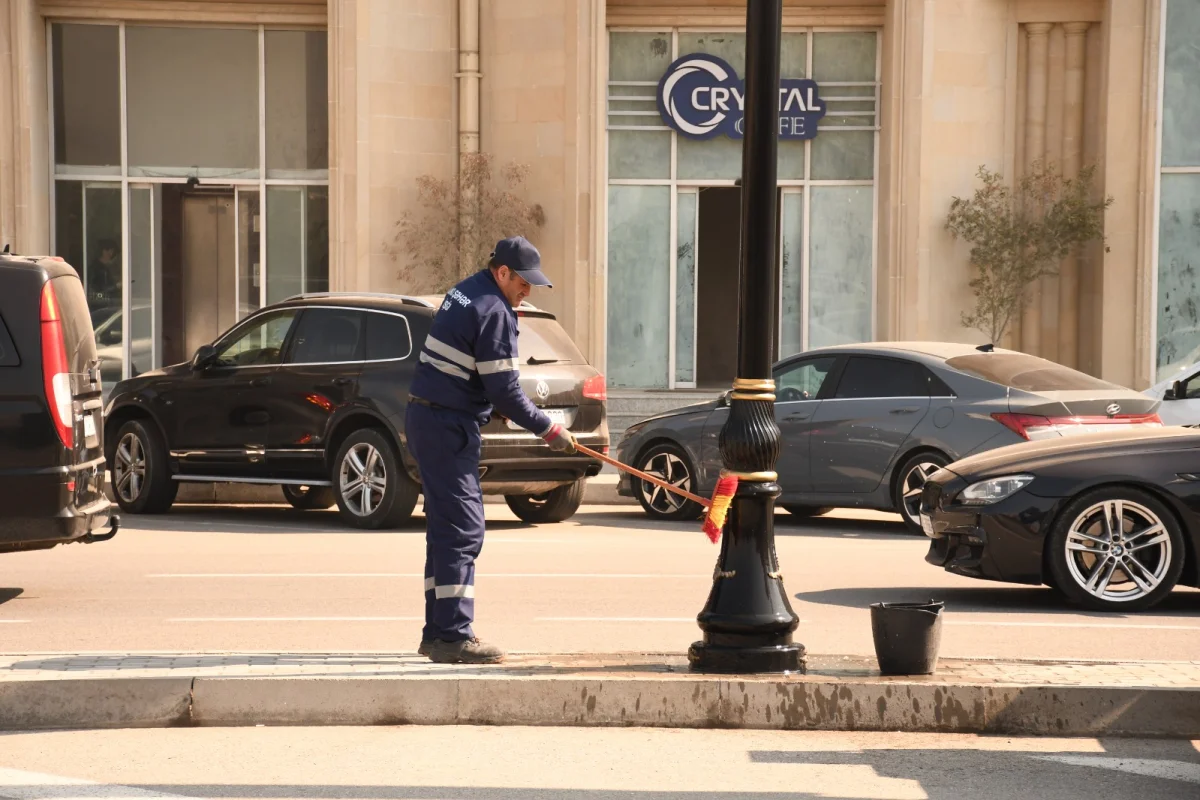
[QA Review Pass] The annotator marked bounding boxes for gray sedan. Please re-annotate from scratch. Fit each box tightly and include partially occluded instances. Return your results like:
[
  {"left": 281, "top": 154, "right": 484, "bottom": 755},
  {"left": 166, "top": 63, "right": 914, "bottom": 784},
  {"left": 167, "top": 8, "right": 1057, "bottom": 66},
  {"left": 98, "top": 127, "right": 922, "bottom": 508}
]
[{"left": 616, "top": 343, "right": 1161, "bottom": 533}]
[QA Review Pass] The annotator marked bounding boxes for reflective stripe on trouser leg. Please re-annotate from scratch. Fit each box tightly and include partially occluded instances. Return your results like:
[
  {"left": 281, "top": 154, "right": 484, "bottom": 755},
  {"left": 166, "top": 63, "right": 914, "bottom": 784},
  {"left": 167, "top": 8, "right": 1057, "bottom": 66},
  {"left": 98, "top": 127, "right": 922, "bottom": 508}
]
[{"left": 405, "top": 403, "right": 485, "bottom": 643}]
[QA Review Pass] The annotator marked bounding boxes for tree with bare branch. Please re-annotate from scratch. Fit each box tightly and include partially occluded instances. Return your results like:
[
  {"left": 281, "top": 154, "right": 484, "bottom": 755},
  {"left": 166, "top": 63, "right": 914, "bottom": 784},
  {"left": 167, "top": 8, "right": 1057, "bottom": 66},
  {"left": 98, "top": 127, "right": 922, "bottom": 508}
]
[
  {"left": 945, "top": 161, "right": 1112, "bottom": 344},
  {"left": 390, "top": 153, "right": 546, "bottom": 294}
]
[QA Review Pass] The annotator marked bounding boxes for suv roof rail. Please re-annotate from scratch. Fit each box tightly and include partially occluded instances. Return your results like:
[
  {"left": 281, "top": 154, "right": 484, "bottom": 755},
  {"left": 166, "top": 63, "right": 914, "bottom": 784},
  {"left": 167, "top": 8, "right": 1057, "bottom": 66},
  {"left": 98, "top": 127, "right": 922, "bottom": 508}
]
[{"left": 283, "top": 291, "right": 436, "bottom": 308}]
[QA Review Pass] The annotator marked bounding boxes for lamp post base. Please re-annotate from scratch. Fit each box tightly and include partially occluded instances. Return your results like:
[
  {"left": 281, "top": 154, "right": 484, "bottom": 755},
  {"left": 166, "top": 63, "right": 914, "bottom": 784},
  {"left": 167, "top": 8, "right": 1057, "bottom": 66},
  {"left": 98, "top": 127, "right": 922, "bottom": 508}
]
[{"left": 687, "top": 640, "right": 807, "bottom": 674}]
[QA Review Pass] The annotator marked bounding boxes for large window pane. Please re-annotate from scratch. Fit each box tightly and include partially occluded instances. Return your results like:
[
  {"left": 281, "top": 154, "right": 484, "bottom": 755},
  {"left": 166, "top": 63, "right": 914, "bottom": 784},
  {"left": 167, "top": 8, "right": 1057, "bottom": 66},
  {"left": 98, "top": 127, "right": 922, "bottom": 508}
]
[
  {"left": 126, "top": 27, "right": 259, "bottom": 177},
  {"left": 812, "top": 32, "right": 877, "bottom": 82},
  {"left": 81, "top": 185, "right": 123, "bottom": 385},
  {"left": 55, "top": 181, "right": 84, "bottom": 276},
  {"left": 809, "top": 186, "right": 872, "bottom": 348},
  {"left": 812, "top": 131, "right": 874, "bottom": 180},
  {"left": 780, "top": 32, "right": 807, "bottom": 78},
  {"left": 678, "top": 33, "right": 745, "bottom": 72},
  {"left": 266, "top": 31, "right": 329, "bottom": 178},
  {"left": 676, "top": 191, "right": 697, "bottom": 383},
  {"left": 1156, "top": 174, "right": 1200, "bottom": 374},
  {"left": 266, "top": 187, "right": 304, "bottom": 306},
  {"left": 128, "top": 186, "right": 156, "bottom": 378},
  {"left": 1162, "top": 0, "right": 1200, "bottom": 168},
  {"left": 608, "top": 186, "right": 670, "bottom": 388},
  {"left": 780, "top": 191, "right": 804, "bottom": 358},
  {"left": 52, "top": 24, "right": 120, "bottom": 172},
  {"left": 678, "top": 136, "right": 742, "bottom": 180},
  {"left": 266, "top": 186, "right": 329, "bottom": 306},
  {"left": 237, "top": 190, "right": 262, "bottom": 318},
  {"left": 609, "top": 32, "right": 671, "bottom": 81},
  {"left": 609, "top": 130, "right": 670, "bottom": 179}
]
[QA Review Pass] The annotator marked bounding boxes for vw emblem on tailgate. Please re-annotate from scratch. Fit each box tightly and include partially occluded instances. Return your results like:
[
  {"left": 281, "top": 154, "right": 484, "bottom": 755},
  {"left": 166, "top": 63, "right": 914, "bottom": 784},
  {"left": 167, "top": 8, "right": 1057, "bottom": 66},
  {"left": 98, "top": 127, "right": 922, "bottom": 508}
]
[
  {"left": 535, "top": 380, "right": 551, "bottom": 400},
  {"left": 1106, "top": 403, "right": 1121, "bottom": 416}
]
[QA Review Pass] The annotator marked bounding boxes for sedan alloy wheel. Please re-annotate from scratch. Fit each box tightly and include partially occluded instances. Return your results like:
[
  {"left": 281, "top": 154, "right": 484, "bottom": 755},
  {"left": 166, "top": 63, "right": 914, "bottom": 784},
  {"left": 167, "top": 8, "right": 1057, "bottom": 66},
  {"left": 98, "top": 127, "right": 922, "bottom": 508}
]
[
  {"left": 633, "top": 443, "right": 704, "bottom": 521},
  {"left": 895, "top": 452, "right": 949, "bottom": 534},
  {"left": 339, "top": 442, "right": 388, "bottom": 517},
  {"left": 1064, "top": 500, "right": 1173, "bottom": 604},
  {"left": 113, "top": 432, "right": 146, "bottom": 504}
]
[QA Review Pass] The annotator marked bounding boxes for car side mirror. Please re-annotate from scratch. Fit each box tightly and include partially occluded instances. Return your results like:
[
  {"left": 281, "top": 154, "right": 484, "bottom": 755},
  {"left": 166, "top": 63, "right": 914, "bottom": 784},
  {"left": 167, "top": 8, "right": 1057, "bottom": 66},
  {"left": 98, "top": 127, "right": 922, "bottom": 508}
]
[
  {"left": 191, "top": 344, "right": 217, "bottom": 371},
  {"left": 1168, "top": 380, "right": 1186, "bottom": 401}
]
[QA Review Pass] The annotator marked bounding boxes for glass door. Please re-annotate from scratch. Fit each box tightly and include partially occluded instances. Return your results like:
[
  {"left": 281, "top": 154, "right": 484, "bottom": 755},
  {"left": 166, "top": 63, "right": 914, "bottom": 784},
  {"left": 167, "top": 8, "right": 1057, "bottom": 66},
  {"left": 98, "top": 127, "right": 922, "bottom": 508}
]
[{"left": 674, "top": 189, "right": 698, "bottom": 387}]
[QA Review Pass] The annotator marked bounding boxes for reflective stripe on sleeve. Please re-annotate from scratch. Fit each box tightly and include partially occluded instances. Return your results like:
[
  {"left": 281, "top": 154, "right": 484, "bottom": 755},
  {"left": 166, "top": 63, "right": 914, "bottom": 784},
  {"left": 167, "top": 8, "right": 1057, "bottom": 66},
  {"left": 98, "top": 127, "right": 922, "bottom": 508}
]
[
  {"left": 434, "top": 584, "right": 475, "bottom": 599},
  {"left": 424, "top": 577, "right": 435, "bottom": 592},
  {"left": 425, "top": 335, "right": 476, "bottom": 370},
  {"left": 478, "top": 357, "right": 520, "bottom": 375},
  {"left": 420, "top": 351, "right": 471, "bottom": 381}
]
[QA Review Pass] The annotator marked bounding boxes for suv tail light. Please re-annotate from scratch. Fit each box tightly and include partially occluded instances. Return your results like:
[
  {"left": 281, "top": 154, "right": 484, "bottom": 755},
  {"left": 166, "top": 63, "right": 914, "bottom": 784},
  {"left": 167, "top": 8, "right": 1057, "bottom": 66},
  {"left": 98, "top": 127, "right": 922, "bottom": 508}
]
[
  {"left": 992, "top": 412, "right": 1162, "bottom": 441},
  {"left": 583, "top": 374, "right": 606, "bottom": 402},
  {"left": 40, "top": 281, "right": 74, "bottom": 450}
]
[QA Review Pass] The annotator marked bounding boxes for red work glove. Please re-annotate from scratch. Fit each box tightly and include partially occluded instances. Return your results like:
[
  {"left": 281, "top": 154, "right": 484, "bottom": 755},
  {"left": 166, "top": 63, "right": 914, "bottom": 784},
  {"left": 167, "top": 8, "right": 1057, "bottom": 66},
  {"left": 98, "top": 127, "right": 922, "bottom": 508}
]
[{"left": 543, "top": 424, "right": 577, "bottom": 454}]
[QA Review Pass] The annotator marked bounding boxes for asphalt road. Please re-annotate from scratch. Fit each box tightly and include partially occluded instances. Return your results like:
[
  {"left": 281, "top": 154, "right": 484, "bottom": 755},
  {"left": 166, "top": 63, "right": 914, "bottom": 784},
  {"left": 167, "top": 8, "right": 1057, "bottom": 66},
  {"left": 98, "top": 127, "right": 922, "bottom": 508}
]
[
  {"left": 0, "top": 503, "right": 1197, "bottom": 659},
  {"left": 0, "top": 727, "right": 1196, "bottom": 800}
]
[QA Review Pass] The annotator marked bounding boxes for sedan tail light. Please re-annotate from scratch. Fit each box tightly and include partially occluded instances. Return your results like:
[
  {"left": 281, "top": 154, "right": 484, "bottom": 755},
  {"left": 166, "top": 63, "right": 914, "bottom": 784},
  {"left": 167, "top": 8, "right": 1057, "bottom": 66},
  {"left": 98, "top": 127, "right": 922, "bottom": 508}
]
[
  {"left": 40, "top": 281, "right": 74, "bottom": 450},
  {"left": 583, "top": 374, "right": 606, "bottom": 402},
  {"left": 992, "top": 412, "right": 1162, "bottom": 441}
]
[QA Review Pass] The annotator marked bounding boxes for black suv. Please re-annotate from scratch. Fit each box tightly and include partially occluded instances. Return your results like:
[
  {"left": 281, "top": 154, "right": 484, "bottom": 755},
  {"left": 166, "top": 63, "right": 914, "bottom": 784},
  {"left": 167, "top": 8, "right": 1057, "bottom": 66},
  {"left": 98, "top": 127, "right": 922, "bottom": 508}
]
[
  {"left": 103, "top": 292, "right": 608, "bottom": 528},
  {"left": 0, "top": 252, "right": 117, "bottom": 552}
]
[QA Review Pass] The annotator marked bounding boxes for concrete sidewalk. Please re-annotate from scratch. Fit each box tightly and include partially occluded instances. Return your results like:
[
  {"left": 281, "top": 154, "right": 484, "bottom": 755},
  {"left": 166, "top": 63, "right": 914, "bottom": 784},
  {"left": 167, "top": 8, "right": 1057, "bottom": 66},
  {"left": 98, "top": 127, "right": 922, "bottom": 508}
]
[{"left": 0, "top": 651, "right": 1196, "bottom": 737}]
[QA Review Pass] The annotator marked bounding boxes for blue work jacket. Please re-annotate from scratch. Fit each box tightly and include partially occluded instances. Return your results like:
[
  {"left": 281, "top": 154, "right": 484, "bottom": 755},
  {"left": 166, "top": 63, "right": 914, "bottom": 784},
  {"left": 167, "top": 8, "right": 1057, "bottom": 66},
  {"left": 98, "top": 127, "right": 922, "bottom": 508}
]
[{"left": 409, "top": 269, "right": 553, "bottom": 435}]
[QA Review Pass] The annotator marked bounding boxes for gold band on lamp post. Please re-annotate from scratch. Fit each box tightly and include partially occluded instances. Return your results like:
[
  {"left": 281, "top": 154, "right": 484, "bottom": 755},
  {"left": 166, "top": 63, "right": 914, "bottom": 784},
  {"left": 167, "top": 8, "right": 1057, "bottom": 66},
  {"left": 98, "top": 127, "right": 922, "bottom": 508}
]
[
  {"left": 720, "top": 468, "right": 778, "bottom": 482},
  {"left": 730, "top": 377, "right": 776, "bottom": 402}
]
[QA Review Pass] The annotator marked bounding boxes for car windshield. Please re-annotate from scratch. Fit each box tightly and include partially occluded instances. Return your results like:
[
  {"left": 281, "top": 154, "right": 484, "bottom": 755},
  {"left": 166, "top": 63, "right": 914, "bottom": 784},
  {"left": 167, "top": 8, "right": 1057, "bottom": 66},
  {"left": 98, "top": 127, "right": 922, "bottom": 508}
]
[
  {"left": 946, "top": 353, "right": 1123, "bottom": 391},
  {"left": 517, "top": 315, "right": 584, "bottom": 365}
]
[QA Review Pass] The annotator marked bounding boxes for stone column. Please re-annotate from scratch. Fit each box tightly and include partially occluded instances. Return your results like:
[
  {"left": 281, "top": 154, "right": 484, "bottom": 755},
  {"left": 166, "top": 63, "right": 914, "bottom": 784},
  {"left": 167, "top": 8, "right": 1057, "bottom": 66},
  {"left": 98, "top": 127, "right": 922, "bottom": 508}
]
[
  {"left": 1021, "top": 23, "right": 1052, "bottom": 355},
  {"left": 1058, "top": 22, "right": 1090, "bottom": 368}
]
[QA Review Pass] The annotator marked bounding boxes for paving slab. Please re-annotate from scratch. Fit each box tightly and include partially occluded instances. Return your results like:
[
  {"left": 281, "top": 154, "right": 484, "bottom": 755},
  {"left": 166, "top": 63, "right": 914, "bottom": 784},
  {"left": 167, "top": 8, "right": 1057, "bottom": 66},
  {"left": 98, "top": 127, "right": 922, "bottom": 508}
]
[{"left": 0, "top": 651, "right": 1197, "bottom": 736}]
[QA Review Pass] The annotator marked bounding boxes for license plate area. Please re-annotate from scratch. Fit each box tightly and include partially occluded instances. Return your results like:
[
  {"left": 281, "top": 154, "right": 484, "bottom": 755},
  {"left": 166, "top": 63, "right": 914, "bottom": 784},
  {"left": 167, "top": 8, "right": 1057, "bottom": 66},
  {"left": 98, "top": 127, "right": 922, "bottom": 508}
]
[
  {"left": 507, "top": 407, "right": 575, "bottom": 430},
  {"left": 83, "top": 413, "right": 98, "bottom": 448}
]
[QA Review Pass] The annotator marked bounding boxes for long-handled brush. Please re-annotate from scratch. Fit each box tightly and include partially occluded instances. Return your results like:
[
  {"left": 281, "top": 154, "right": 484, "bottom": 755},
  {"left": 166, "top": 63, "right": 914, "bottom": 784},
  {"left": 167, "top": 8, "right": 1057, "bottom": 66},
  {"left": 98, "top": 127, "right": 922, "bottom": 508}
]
[{"left": 574, "top": 444, "right": 738, "bottom": 543}]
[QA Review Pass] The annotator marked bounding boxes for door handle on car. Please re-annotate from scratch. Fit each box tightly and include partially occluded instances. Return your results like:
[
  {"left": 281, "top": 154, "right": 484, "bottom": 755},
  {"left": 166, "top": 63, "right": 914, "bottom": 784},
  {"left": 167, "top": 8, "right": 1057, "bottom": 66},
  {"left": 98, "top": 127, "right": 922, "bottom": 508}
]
[
  {"left": 785, "top": 411, "right": 812, "bottom": 421},
  {"left": 890, "top": 406, "right": 921, "bottom": 414},
  {"left": 332, "top": 377, "right": 353, "bottom": 386},
  {"left": 249, "top": 377, "right": 272, "bottom": 387}
]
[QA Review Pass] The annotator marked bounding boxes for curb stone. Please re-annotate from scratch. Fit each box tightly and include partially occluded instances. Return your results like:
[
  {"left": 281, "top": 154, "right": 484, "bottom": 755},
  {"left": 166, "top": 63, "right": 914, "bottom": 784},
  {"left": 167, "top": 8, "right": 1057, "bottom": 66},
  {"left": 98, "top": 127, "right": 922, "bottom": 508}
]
[{"left": 0, "top": 653, "right": 1197, "bottom": 736}]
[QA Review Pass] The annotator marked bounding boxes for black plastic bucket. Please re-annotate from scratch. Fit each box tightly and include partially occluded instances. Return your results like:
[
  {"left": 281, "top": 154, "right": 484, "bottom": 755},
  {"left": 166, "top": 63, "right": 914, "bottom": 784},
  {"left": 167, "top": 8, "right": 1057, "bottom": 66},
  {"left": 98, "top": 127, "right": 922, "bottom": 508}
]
[{"left": 870, "top": 600, "right": 944, "bottom": 675}]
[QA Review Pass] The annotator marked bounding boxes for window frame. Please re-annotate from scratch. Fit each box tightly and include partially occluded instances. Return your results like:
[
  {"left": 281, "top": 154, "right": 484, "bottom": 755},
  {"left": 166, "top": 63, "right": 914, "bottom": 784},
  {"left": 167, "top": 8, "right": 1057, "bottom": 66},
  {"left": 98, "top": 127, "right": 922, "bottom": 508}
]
[
  {"left": 212, "top": 307, "right": 299, "bottom": 368},
  {"left": 273, "top": 305, "right": 414, "bottom": 366},
  {"left": 773, "top": 353, "right": 841, "bottom": 402}
]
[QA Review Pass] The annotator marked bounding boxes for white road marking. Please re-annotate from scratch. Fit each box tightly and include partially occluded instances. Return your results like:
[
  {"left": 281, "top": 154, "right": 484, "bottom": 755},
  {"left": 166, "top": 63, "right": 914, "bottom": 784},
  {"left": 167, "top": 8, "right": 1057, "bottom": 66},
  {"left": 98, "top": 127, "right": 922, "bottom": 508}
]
[
  {"left": 149, "top": 573, "right": 708, "bottom": 579},
  {"left": 948, "top": 620, "right": 1200, "bottom": 631},
  {"left": 166, "top": 616, "right": 423, "bottom": 623},
  {"left": 0, "top": 767, "right": 197, "bottom": 800},
  {"left": 0, "top": 620, "right": 28, "bottom": 624},
  {"left": 1031, "top": 755, "right": 1200, "bottom": 785},
  {"left": 539, "top": 617, "right": 812, "bottom": 623}
]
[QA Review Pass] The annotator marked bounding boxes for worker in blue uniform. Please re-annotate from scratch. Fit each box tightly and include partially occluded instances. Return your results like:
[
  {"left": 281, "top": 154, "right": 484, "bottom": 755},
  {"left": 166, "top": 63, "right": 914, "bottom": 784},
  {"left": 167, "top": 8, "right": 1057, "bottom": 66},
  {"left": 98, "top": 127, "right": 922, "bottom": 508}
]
[{"left": 405, "top": 236, "right": 576, "bottom": 664}]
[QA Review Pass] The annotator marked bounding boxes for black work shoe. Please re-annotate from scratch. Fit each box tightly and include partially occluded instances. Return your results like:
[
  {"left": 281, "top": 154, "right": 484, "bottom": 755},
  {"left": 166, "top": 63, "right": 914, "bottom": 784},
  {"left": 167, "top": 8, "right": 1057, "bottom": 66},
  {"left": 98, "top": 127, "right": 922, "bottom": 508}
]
[
  {"left": 427, "top": 637, "right": 505, "bottom": 664},
  {"left": 417, "top": 640, "right": 433, "bottom": 657}
]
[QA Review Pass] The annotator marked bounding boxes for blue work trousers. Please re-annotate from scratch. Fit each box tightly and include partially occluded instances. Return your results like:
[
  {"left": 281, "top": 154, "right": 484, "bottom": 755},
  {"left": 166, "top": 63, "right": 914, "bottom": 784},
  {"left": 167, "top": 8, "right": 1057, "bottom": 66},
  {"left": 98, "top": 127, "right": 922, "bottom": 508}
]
[{"left": 404, "top": 403, "right": 486, "bottom": 643}]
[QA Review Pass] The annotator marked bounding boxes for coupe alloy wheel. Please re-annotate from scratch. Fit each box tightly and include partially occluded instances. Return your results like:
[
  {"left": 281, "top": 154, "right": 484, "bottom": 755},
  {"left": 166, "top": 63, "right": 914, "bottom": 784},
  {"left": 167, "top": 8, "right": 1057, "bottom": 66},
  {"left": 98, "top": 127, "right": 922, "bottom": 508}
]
[
  {"left": 339, "top": 442, "right": 388, "bottom": 517},
  {"left": 638, "top": 451, "right": 692, "bottom": 514},
  {"left": 1065, "top": 500, "right": 1173, "bottom": 603},
  {"left": 113, "top": 432, "right": 146, "bottom": 504},
  {"left": 900, "top": 461, "right": 941, "bottom": 524}
]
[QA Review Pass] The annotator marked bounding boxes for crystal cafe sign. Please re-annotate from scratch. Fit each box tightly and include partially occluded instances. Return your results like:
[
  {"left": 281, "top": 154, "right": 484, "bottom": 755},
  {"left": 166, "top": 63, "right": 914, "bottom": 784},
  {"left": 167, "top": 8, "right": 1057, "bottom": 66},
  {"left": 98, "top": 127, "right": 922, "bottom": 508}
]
[{"left": 656, "top": 53, "right": 826, "bottom": 140}]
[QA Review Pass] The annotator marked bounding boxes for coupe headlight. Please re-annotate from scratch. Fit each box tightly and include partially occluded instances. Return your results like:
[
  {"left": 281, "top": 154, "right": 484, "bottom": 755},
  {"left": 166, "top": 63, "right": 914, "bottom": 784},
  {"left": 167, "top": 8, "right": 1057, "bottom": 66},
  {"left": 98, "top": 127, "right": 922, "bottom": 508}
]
[{"left": 960, "top": 474, "right": 1033, "bottom": 505}]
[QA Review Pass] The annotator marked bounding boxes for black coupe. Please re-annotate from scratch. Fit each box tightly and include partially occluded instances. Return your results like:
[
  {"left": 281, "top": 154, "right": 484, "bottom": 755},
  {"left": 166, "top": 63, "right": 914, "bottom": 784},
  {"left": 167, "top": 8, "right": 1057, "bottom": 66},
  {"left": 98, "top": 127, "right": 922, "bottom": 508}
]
[{"left": 920, "top": 427, "right": 1200, "bottom": 611}]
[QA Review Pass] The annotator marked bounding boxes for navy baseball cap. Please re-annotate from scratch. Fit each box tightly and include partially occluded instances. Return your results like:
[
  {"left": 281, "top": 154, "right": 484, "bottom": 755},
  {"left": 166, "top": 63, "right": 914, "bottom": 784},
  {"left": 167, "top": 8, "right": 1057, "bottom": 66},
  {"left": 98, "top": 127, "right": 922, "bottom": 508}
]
[{"left": 491, "top": 236, "right": 552, "bottom": 288}]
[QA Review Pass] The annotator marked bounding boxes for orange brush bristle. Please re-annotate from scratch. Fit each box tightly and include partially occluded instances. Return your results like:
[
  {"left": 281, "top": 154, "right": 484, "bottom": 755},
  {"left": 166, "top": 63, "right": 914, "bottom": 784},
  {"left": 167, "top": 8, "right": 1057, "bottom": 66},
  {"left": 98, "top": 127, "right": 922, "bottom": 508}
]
[{"left": 701, "top": 475, "right": 738, "bottom": 543}]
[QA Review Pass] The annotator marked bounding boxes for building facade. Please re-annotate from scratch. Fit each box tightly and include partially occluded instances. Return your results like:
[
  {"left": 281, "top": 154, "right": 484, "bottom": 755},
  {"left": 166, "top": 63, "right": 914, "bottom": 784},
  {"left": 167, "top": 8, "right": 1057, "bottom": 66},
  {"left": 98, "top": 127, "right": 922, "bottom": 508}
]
[{"left": 0, "top": 0, "right": 1192, "bottom": 397}]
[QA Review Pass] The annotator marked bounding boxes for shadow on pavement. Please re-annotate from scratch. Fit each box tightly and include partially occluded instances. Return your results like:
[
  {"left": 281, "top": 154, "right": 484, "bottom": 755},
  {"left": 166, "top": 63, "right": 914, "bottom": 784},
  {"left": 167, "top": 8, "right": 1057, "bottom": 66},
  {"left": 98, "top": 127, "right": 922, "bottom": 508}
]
[
  {"left": 120, "top": 507, "right": 528, "bottom": 535},
  {"left": 795, "top": 584, "right": 1200, "bottom": 615},
  {"left": 0, "top": 588, "right": 22, "bottom": 606},
  {"left": 569, "top": 509, "right": 910, "bottom": 541}
]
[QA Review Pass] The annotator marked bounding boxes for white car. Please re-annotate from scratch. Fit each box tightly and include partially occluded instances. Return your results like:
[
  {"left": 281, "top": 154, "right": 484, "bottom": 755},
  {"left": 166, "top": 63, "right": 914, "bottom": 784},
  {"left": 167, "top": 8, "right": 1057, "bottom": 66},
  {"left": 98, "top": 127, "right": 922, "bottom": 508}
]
[{"left": 1145, "top": 350, "right": 1200, "bottom": 426}]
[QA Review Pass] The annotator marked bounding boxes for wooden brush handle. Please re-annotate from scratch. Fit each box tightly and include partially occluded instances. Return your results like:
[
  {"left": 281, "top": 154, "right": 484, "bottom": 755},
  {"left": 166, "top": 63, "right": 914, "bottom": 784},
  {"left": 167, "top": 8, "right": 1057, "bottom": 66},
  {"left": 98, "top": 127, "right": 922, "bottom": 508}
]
[{"left": 575, "top": 443, "right": 711, "bottom": 508}]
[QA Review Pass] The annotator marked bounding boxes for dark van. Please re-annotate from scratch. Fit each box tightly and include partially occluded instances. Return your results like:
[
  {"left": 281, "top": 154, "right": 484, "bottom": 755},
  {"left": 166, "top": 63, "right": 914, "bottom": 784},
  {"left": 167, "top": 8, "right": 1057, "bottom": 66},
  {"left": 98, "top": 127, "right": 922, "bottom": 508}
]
[{"left": 0, "top": 252, "right": 116, "bottom": 552}]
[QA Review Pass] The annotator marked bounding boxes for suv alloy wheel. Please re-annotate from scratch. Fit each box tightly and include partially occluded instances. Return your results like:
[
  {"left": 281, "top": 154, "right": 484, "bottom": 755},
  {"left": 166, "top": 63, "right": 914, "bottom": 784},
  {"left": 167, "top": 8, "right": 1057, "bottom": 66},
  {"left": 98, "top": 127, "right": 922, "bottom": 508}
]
[{"left": 331, "top": 427, "right": 419, "bottom": 529}]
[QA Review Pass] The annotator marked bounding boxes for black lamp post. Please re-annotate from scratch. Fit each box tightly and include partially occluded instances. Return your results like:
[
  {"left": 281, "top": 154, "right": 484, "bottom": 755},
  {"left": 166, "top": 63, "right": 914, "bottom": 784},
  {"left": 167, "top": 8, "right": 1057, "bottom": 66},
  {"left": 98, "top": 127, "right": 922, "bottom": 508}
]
[{"left": 688, "top": 0, "right": 804, "bottom": 674}]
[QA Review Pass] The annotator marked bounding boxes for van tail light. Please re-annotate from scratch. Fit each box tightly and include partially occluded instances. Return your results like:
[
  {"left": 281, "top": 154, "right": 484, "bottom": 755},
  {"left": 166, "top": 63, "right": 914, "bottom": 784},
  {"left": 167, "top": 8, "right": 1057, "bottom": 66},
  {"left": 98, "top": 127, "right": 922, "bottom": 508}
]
[
  {"left": 992, "top": 412, "right": 1162, "bottom": 441},
  {"left": 582, "top": 374, "right": 606, "bottom": 402},
  {"left": 40, "top": 282, "right": 74, "bottom": 450}
]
